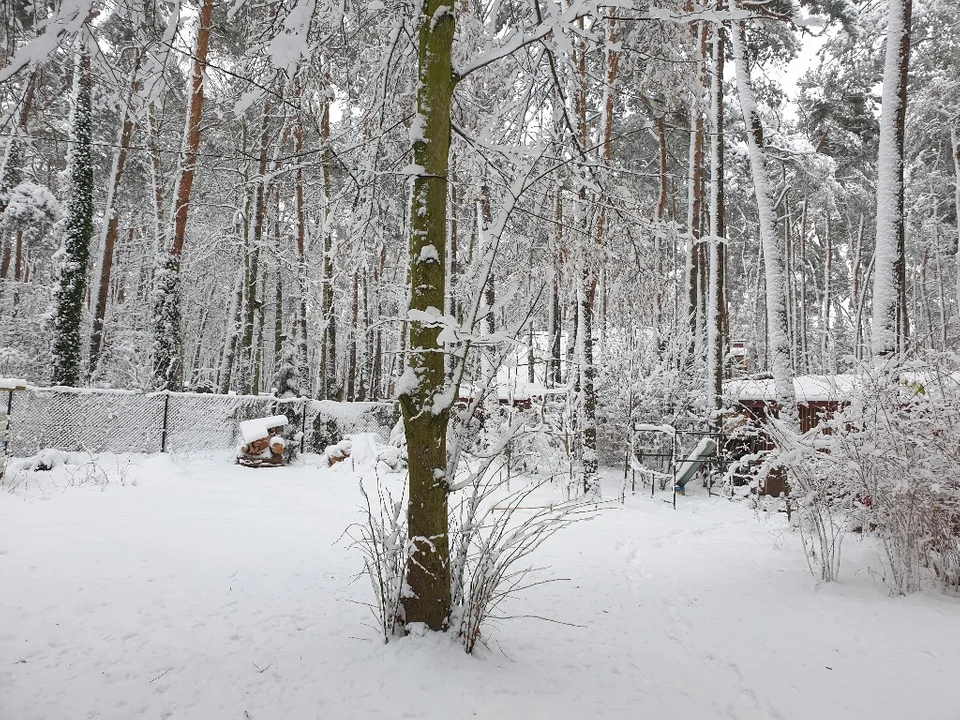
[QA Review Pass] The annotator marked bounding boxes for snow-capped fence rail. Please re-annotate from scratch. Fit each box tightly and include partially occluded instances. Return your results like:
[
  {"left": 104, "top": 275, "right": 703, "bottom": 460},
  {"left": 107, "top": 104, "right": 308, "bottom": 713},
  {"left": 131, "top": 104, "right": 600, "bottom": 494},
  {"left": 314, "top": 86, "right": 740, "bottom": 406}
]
[{"left": 4, "top": 386, "right": 399, "bottom": 457}]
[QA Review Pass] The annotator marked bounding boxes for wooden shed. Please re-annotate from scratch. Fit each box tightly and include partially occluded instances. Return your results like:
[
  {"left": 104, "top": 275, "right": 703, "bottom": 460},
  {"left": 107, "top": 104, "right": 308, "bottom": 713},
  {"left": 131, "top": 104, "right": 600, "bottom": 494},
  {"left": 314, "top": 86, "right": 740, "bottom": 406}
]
[{"left": 723, "top": 374, "right": 856, "bottom": 496}]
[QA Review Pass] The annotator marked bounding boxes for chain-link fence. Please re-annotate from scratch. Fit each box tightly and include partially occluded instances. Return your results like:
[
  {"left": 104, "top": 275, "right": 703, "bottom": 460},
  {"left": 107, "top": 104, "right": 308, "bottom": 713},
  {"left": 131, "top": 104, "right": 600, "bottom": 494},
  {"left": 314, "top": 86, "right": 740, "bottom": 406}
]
[{"left": 4, "top": 386, "right": 399, "bottom": 458}]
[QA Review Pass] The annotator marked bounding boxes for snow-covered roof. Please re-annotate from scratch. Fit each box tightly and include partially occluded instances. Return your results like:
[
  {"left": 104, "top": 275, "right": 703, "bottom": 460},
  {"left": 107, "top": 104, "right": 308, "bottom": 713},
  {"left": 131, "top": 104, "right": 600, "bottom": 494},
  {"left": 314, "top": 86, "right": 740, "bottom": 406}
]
[
  {"left": 725, "top": 374, "right": 860, "bottom": 403},
  {"left": 460, "top": 380, "right": 565, "bottom": 402},
  {"left": 727, "top": 370, "right": 960, "bottom": 404}
]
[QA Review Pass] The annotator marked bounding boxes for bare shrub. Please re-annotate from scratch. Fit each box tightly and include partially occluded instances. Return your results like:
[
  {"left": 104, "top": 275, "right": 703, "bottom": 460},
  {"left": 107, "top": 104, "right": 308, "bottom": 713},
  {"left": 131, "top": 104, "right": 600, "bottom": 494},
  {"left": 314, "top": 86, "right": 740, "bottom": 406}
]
[
  {"left": 454, "top": 484, "right": 591, "bottom": 654},
  {"left": 350, "top": 477, "right": 409, "bottom": 642}
]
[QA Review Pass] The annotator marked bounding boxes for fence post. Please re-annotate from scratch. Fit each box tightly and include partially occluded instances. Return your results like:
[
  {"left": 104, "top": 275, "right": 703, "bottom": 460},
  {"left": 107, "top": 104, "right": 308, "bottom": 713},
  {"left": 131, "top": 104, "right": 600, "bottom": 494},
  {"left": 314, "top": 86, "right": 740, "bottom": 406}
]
[
  {"left": 160, "top": 391, "right": 170, "bottom": 453},
  {"left": 3, "top": 390, "right": 12, "bottom": 458},
  {"left": 300, "top": 398, "right": 307, "bottom": 453}
]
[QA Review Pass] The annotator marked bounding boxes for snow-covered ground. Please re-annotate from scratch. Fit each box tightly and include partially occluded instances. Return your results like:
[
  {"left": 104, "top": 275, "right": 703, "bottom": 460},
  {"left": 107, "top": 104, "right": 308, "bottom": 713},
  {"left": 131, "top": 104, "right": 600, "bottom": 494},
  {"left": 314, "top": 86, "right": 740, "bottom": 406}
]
[{"left": 2, "top": 446, "right": 958, "bottom": 720}]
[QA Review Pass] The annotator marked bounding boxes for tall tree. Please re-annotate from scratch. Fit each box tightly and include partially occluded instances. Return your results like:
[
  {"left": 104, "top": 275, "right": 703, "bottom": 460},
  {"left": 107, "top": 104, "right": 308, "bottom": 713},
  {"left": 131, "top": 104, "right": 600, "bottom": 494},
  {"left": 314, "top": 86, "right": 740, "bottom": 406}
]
[
  {"left": 399, "top": 0, "right": 456, "bottom": 631},
  {"left": 871, "top": 0, "right": 912, "bottom": 358},
  {"left": 706, "top": 9, "right": 725, "bottom": 416},
  {"left": 953, "top": 122, "right": 960, "bottom": 327},
  {"left": 730, "top": 13, "right": 796, "bottom": 418},
  {"left": 88, "top": 49, "right": 143, "bottom": 379},
  {"left": 51, "top": 49, "right": 93, "bottom": 387},
  {"left": 153, "top": 0, "right": 215, "bottom": 389}
]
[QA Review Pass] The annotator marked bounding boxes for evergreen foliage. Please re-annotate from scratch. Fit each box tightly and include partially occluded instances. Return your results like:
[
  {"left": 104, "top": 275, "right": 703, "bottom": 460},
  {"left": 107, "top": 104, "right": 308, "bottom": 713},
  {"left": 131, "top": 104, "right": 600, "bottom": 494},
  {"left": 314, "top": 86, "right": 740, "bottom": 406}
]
[
  {"left": 50, "top": 51, "right": 93, "bottom": 388},
  {"left": 152, "top": 251, "right": 182, "bottom": 390}
]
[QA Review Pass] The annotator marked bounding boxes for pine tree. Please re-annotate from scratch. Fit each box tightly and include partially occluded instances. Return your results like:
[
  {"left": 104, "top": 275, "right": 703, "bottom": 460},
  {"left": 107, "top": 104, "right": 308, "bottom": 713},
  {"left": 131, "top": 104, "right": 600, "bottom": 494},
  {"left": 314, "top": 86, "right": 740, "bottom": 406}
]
[
  {"left": 274, "top": 334, "right": 301, "bottom": 399},
  {"left": 153, "top": 0, "right": 214, "bottom": 390},
  {"left": 729, "top": 11, "right": 797, "bottom": 420},
  {"left": 51, "top": 50, "right": 93, "bottom": 387},
  {"left": 871, "top": 0, "right": 913, "bottom": 358}
]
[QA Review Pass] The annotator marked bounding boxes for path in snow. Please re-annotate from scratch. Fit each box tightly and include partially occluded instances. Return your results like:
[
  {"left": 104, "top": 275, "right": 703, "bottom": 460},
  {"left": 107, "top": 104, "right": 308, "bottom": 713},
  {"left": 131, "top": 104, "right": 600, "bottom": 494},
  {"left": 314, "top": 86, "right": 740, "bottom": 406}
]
[{"left": 1, "top": 454, "right": 957, "bottom": 720}]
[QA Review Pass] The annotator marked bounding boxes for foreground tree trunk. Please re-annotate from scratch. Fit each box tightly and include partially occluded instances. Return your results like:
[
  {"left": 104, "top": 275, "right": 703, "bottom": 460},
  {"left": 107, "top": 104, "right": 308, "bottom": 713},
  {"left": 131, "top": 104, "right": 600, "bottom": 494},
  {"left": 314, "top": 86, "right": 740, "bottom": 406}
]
[
  {"left": 399, "top": 0, "right": 455, "bottom": 632},
  {"left": 730, "top": 15, "right": 796, "bottom": 419},
  {"left": 51, "top": 50, "right": 93, "bottom": 387},
  {"left": 153, "top": 0, "right": 214, "bottom": 389},
  {"left": 871, "top": 0, "right": 912, "bottom": 358}
]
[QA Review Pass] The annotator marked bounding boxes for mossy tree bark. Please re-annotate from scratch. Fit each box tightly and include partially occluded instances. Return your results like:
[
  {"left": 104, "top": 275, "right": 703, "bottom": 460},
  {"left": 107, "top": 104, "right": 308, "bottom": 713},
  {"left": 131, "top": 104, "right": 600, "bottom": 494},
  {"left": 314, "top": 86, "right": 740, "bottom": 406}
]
[{"left": 400, "top": 0, "right": 456, "bottom": 632}]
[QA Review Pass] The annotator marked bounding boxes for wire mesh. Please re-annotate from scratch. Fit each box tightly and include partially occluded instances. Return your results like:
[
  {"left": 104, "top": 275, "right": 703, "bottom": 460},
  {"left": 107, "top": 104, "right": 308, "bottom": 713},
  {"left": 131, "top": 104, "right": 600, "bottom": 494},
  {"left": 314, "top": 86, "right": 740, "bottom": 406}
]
[
  {"left": 8, "top": 388, "right": 164, "bottom": 455},
  {"left": 4, "top": 387, "right": 399, "bottom": 458}
]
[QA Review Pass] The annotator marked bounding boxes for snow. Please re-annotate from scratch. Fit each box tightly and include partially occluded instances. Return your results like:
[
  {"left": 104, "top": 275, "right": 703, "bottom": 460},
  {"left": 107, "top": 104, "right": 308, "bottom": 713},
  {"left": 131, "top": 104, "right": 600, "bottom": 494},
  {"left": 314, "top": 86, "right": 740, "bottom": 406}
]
[
  {"left": 634, "top": 422, "right": 675, "bottom": 435},
  {"left": 674, "top": 437, "right": 716, "bottom": 487},
  {"left": 726, "top": 374, "right": 862, "bottom": 403},
  {"left": 395, "top": 367, "right": 419, "bottom": 397},
  {"left": 264, "top": 0, "right": 316, "bottom": 76},
  {"left": 418, "top": 243, "right": 440, "bottom": 263},
  {"left": 2, "top": 453, "right": 958, "bottom": 719},
  {"left": 239, "top": 415, "right": 289, "bottom": 443},
  {"left": 871, "top": 0, "right": 911, "bottom": 357},
  {"left": 0, "top": 378, "right": 28, "bottom": 391},
  {"left": 0, "top": 182, "right": 60, "bottom": 231}
]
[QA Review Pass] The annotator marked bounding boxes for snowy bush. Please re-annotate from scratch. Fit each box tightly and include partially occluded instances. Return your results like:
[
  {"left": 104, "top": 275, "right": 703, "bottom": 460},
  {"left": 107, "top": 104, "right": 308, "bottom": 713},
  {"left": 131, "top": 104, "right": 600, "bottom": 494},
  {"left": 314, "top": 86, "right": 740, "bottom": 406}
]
[
  {"left": 306, "top": 400, "right": 399, "bottom": 454},
  {"left": 451, "top": 484, "right": 589, "bottom": 654},
  {"left": 830, "top": 361, "right": 960, "bottom": 594},
  {"left": 3, "top": 449, "right": 133, "bottom": 491},
  {"left": 760, "top": 418, "right": 850, "bottom": 583},
  {"left": 351, "top": 479, "right": 409, "bottom": 642},
  {"left": 0, "top": 182, "right": 61, "bottom": 234},
  {"left": 766, "top": 356, "right": 960, "bottom": 593},
  {"left": 446, "top": 398, "right": 593, "bottom": 653}
]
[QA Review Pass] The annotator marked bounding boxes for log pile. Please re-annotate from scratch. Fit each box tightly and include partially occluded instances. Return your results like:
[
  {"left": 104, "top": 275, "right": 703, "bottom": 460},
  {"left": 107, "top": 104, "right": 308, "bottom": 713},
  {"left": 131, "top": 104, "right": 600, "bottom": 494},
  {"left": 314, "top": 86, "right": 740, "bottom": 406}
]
[{"left": 237, "top": 414, "right": 288, "bottom": 467}]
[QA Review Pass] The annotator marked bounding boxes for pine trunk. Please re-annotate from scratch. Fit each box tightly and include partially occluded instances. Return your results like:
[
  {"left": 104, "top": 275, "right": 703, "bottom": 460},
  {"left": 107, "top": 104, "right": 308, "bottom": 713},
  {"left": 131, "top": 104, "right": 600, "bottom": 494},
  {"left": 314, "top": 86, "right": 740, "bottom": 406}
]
[
  {"left": 89, "top": 55, "right": 141, "bottom": 379},
  {"left": 153, "top": 0, "right": 214, "bottom": 389},
  {"left": 951, "top": 123, "right": 960, "bottom": 334},
  {"left": 320, "top": 101, "right": 337, "bottom": 400},
  {"left": 871, "top": 0, "right": 912, "bottom": 358},
  {"left": 730, "top": 16, "right": 796, "bottom": 419},
  {"left": 706, "top": 10, "right": 725, "bottom": 416}
]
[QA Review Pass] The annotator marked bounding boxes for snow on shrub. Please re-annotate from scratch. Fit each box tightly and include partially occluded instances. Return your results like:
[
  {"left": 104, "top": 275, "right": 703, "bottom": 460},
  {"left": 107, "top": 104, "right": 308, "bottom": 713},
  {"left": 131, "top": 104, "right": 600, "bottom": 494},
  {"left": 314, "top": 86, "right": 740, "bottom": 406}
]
[{"left": 761, "top": 355, "right": 960, "bottom": 593}]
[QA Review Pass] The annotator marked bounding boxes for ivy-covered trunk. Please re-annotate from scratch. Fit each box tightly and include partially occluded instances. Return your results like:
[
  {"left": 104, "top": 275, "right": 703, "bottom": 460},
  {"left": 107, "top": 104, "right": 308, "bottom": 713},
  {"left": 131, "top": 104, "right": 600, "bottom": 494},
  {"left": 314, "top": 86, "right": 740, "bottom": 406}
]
[
  {"left": 400, "top": 0, "right": 455, "bottom": 632},
  {"left": 51, "top": 50, "right": 93, "bottom": 387}
]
